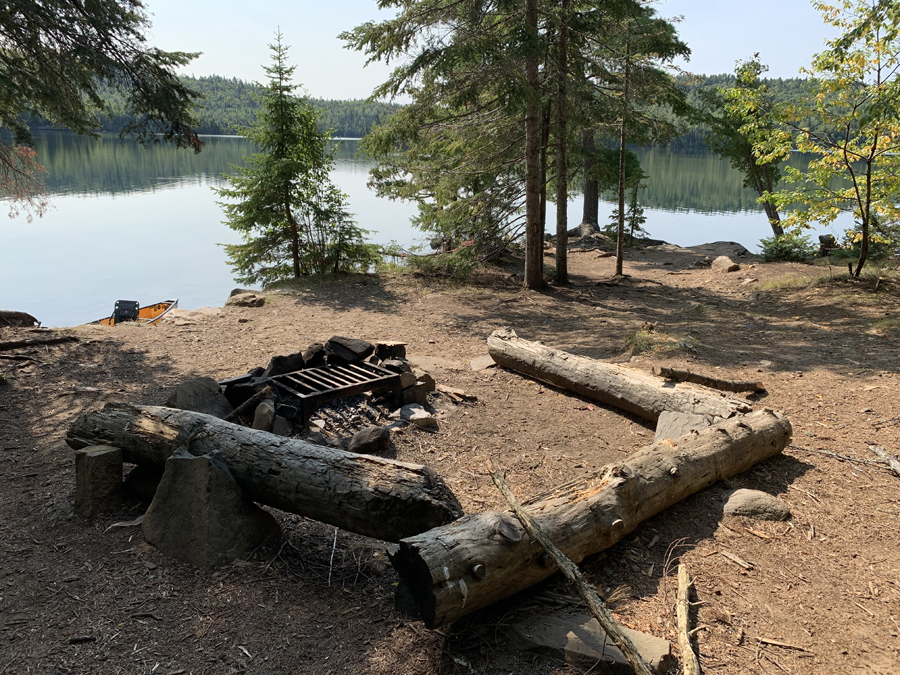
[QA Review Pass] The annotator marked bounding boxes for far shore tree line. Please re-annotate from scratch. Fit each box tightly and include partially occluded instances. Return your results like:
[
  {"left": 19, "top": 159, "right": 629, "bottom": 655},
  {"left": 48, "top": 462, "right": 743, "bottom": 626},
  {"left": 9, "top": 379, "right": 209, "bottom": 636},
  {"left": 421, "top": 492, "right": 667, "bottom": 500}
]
[{"left": 2, "top": 0, "right": 899, "bottom": 282}]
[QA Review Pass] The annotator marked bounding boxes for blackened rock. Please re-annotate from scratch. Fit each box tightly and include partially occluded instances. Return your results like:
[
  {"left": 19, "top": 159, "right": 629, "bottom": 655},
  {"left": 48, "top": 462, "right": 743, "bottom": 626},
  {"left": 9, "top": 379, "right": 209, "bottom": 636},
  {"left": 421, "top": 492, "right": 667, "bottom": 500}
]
[
  {"left": 262, "top": 352, "right": 305, "bottom": 378},
  {"left": 223, "top": 378, "right": 265, "bottom": 409},
  {"left": 348, "top": 426, "right": 391, "bottom": 455},
  {"left": 142, "top": 448, "right": 280, "bottom": 569},
  {"left": 303, "top": 343, "right": 327, "bottom": 368},
  {"left": 248, "top": 366, "right": 265, "bottom": 378},
  {"left": 166, "top": 377, "right": 233, "bottom": 419},
  {"left": 276, "top": 404, "right": 299, "bottom": 421},
  {"left": 272, "top": 416, "right": 294, "bottom": 437},
  {"left": 381, "top": 358, "right": 412, "bottom": 374},
  {"left": 124, "top": 464, "right": 165, "bottom": 502},
  {"left": 325, "top": 336, "right": 375, "bottom": 365}
]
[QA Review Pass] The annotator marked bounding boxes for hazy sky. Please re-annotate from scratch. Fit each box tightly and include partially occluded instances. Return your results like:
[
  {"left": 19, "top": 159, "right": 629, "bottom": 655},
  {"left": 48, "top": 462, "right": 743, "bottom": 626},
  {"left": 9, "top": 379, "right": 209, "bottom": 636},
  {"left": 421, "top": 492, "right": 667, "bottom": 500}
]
[{"left": 146, "top": 0, "right": 838, "bottom": 100}]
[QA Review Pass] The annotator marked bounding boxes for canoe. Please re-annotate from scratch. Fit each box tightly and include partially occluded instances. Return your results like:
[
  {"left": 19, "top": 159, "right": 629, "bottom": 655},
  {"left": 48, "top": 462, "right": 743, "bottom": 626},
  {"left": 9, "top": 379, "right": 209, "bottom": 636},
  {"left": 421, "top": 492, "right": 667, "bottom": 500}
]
[{"left": 88, "top": 299, "right": 179, "bottom": 326}]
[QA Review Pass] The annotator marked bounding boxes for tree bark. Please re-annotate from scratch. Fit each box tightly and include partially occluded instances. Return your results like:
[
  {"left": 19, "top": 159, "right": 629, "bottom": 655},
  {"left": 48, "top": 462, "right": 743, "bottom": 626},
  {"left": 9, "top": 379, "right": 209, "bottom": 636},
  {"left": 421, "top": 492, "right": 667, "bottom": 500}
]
[
  {"left": 487, "top": 328, "right": 750, "bottom": 422},
  {"left": 676, "top": 564, "right": 702, "bottom": 675},
  {"left": 390, "top": 409, "right": 792, "bottom": 628},
  {"left": 554, "top": 0, "right": 569, "bottom": 286},
  {"left": 523, "top": 0, "right": 544, "bottom": 290},
  {"left": 66, "top": 403, "right": 463, "bottom": 542},
  {"left": 653, "top": 366, "right": 766, "bottom": 394},
  {"left": 581, "top": 129, "right": 599, "bottom": 230},
  {"left": 615, "top": 31, "right": 631, "bottom": 277}
]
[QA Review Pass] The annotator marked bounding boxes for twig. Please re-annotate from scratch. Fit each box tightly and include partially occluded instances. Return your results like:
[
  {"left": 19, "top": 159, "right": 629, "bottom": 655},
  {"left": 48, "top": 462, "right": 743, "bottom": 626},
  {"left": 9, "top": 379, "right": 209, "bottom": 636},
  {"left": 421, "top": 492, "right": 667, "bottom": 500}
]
[
  {"left": 758, "top": 637, "right": 810, "bottom": 652},
  {"left": 327, "top": 527, "right": 338, "bottom": 587},
  {"left": 676, "top": 564, "right": 701, "bottom": 675},
  {"left": 223, "top": 386, "right": 271, "bottom": 423},
  {"left": 487, "top": 460, "right": 655, "bottom": 675},
  {"left": 789, "top": 445, "right": 893, "bottom": 472},
  {"left": 869, "top": 446, "right": 900, "bottom": 478}
]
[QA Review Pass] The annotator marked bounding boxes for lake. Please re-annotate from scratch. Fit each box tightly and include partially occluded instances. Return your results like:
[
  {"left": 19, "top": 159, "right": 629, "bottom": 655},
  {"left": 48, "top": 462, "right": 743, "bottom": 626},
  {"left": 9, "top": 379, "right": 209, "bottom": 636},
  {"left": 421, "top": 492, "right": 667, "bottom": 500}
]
[{"left": 1, "top": 132, "right": 849, "bottom": 327}]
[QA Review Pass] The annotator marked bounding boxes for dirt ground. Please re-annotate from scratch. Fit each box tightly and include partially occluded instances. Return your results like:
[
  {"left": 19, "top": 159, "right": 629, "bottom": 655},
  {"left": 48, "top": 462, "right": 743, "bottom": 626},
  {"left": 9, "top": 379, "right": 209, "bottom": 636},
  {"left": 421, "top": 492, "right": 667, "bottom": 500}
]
[{"left": 1, "top": 241, "right": 899, "bottom": 675}]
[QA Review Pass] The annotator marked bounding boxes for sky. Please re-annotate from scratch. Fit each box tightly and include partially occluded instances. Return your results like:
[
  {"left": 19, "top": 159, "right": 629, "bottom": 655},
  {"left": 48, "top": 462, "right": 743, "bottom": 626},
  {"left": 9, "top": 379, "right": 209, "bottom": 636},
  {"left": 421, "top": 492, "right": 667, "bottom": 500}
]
[{"left": 146, "top": 0, "right": 840, "bottom": 100}]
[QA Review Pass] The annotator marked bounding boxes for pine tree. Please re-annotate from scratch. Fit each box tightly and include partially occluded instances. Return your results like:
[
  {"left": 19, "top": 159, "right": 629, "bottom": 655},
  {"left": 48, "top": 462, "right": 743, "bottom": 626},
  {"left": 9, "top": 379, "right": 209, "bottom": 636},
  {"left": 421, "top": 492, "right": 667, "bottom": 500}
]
[{"left": 216, "top": 34, "right": 376, "bottom": 286}]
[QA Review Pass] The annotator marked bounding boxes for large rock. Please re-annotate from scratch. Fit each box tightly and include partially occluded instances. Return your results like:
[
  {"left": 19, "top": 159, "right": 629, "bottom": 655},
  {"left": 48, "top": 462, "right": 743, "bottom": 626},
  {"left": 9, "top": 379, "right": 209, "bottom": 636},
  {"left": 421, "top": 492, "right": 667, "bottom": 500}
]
[
  {"left": 723, "top": 488, "right": 792, "bottom": 521},
  {"left": 166, "top": 377, "right": 233, "bottom": 418},
  {"left": 654, "top": 411, "right": 714, "bottom": 442},
  {"left": 142, "top": 448, "right": 280, "bottom": 569},
  {"left": 252, "top": 399, "right": 276, "bottom": 431},
  {"left": 375, "top": 341, "right": 407, "bottom": 360},
  {"left": 394, "top": 403, "right": 437, "bottom": 428},
  {"left": 302, "top": 342, "right": 327, "bottom": 369},
  {"left": 123, "top": 464, "right": 164, "bottom": 502},
  {"left": 74, "top": 445, "right": 123, "bottom": 517},
  {"left": 262, "top": 352, "right": 305, "bottom": 378},
  {"left": 711, "top": 256, "right": 741, "bottom": 272},
  {"left": 507, "top": 611, "right": 672, "bottom": 673},
  {"left": 325, "top": 336, "right": 375, "bottom": 365},
  {"left": 225, "top": 292, "right": 266, "bottom": 308},
  {"left": 348, "top": 426, "right": 391, "bottom": 454}
]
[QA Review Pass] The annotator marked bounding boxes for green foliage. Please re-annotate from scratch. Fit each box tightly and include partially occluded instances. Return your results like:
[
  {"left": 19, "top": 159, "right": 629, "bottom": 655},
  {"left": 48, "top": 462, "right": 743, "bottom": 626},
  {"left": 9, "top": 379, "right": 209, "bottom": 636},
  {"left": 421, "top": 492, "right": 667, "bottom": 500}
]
[
  {"left": 405, "top": 251, "right": 476, "bottom": 281},
  {"left": 216, "top": 34, "right": 374, "bottom": 286},
  {"left": 0, "top": 0, "right": 201, "bottom": 215},
  {"left": 759, "top": 232, "right": 816, "bottom": 262},
  {"left": 741, "top": 0, "right": 900, "bottom": 277}
]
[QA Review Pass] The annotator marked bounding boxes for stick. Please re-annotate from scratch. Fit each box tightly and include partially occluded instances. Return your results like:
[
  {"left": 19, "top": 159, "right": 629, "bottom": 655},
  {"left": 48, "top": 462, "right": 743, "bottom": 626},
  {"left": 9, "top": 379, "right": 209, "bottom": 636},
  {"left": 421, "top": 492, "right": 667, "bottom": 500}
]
[
  {"left": 653, "top": 366, "right": 766, "bottom": 393},
  {"left": 223, "top": 386, "right": 272, "bottom": 422},
  {"left": 487, "top": 461, "right": 655, "bottom": 675},
  {"left": 0, "top": 336, "right": 77, "bottom": 351},
  {"left": 790, "top": 445, "right": 896, "bottom": 472},
  {"left": 676, "top": 564, "right": 701, "bottom": 675},
  {"left": 869, "top": 446, "right": 900, "bottom": 478}
]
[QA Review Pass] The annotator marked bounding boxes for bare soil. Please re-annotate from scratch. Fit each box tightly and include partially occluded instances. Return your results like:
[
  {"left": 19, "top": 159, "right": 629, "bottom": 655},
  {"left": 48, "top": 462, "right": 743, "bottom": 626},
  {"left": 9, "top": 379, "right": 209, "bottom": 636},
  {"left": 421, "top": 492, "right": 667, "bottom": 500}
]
[{"left": 1, "top": 242, "right": 899, "bottom": 675}]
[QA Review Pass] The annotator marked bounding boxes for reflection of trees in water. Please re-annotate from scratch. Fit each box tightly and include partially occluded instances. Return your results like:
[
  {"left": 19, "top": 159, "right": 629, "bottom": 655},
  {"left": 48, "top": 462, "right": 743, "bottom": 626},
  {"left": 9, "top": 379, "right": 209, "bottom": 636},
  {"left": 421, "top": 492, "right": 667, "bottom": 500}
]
[{"left": 30, "top": 132, "right": 809, "bottom": 214}]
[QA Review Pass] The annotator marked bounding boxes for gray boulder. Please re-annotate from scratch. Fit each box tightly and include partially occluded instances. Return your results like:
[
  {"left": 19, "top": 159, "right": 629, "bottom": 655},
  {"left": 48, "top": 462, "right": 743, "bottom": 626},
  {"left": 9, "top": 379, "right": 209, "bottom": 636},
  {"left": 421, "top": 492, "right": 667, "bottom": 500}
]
[
  {"left": 225, "top": 292, "right": 266, "bottom": 307},
  {"left": 166, "top": 377, "right": 233, "bottom": 418},
  {"left": 712, "top": 256, "right": 741, "bottom": 272},
  {"left": 348, "top": 426, "right": 392, "bottom": 454},
  {"left": 262, "top": 352, "right": 305, "bottom": 378},
  {"left": 654, "top": 411, "right": 714, "bottom": 442},
  {"left": 142, "top": 448, "right": 280, "bottom": 569},
  {"left": 723, "top": 488, "right": 792, "bottom": 521},
  {"left": 252, "top": 399, "right": 276, "bottom": 431}
]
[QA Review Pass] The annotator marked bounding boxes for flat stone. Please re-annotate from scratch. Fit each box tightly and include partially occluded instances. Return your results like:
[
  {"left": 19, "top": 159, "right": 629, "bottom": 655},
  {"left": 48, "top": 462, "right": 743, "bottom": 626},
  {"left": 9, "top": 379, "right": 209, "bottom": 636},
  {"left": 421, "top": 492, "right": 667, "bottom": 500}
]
[
  {"left": 166, "top": 377, "right": 233, "bottom": 419},
  {"left": 225, "top": 292, "right": 266, "bottom": 307},
  {"left": 723, "top": 489, "right": 792, "bottom": 521},
  {"left": 229, "top": 288, "right": 258, "bottom": 297},
  {"left": 418, "top": 372, "right": 436, "bottom": 392},
  {"left": 401, "top": 382, "right": 429, "bottom": 406},
  {"left": 348, "top": 426, "right": 392, "bottom": 454},
  {"left": 123, "top": 464, "right": 164, "bottom": 503},
  {"left": 398, "top": 403, "right": 437, "bottom": 427},
  {"left": 508, "top": 611, "right": 672, "bottom": 673},
  {"left": 381, "top": 358, "right": 412, "bottom": 374},
  {"left": 74, "top": 445, "right": 123, "bottom": 517},
  {"left": 252, "top": 399, "right": 276, "bottom": 431},
  {"left": 142, "top": 448, "right": 280, "bottom": 569},
  {"left": 325, "top": 336, "right": 375, "bottom": 365},
  {"left": 711, "top": 256, "right": 741, "bottom": 272},
  {"left": 262, "top": 352, "right": 305, "bottom": 378},
  {"left": 654, "top": 411, "right": 715, "bottom": 442},
  {"left": 470, "top": 354, "right": 497, "bottom": 371}
]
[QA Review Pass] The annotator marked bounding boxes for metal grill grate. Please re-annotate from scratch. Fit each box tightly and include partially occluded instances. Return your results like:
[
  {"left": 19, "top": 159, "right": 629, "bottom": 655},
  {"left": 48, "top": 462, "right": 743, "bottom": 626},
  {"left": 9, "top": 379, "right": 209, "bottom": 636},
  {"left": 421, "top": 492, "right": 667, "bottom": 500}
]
[{"left": 267, "top": 362, "right": 401, "bottom": 427}]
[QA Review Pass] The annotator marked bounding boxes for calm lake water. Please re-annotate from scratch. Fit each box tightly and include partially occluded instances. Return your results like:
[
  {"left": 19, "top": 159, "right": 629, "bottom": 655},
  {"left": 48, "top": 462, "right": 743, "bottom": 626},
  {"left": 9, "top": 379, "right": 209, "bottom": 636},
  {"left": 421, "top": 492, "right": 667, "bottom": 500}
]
[{"left": 1, "top": 132, "right": 849, "bottom": 327}]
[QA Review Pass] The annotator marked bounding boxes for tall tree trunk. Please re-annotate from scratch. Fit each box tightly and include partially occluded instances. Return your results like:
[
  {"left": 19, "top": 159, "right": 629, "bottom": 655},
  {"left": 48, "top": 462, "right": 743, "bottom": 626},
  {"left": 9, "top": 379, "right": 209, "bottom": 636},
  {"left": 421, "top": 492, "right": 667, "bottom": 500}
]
[
  {"left": 554, "top": 0, "right": 569, "bottom": 285},
  {"left": 539, "top": 104, "right": 551, "bottom": 274},
  {"left": 615, "top": 33, "right": 630, "bottom": 277},
  {"left": 523, "top": 0, "right": 544, "bottom": 289},
  {"left": 286, "top": 198, "right": 302, "bottom": 278},
  {"left": 581, "top": 129, "right": 599, "bottom": 231},
  {"left": 750, "top": 156, "right": 784, "bottom": 237}
]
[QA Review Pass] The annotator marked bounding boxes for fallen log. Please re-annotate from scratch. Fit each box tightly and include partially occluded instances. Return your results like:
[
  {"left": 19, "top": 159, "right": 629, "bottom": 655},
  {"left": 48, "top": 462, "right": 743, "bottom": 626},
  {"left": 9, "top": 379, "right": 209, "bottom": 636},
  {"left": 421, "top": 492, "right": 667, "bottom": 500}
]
[
  {"left": 66, "top": 403, "right": 463, "bottom": 542},
  {"left": 869, "top": 445, "right": 900, "bottom": 478},
  {"left": 390, "top": 409, "right": 791, "bottom": 628},
  {"left": 676, "top": 564, "right": 701, "bottom": 675},
  {"left": 0, "top": 310, "right": 40, "bottom": 327},
  {"left": 487, "top": 328, "right": 750, "bottom": 422},
  {"left": 0, "top": 335, "right": 77, "bottom": 351},
  {"left": 653, "top": 366, "right": 766, "bottom": 393}
]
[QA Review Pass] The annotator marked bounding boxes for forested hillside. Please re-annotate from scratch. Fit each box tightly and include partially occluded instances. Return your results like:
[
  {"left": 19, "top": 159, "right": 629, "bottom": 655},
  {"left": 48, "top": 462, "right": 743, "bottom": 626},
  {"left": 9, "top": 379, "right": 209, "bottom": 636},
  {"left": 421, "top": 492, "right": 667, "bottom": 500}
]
[
  {"left": 19, "top": 72, "right": 814, "bottom": 145},
  {"left": 22, "top": 75, "right": 402, "bottom": 139}
]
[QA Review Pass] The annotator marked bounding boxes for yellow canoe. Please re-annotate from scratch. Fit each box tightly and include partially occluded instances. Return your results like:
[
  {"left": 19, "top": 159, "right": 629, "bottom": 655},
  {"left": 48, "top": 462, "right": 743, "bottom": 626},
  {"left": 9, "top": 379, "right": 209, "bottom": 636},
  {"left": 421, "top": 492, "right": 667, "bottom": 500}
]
[{"left": 88, "top": 299, "right": 179, "bottom": 326}]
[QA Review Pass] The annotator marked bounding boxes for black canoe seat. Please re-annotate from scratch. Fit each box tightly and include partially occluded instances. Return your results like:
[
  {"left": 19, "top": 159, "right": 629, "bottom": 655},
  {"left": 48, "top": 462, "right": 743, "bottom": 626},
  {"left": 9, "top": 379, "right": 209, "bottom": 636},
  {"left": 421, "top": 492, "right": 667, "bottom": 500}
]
[{"left": 112, "top": 300, "right": 140, "bottom": 324}]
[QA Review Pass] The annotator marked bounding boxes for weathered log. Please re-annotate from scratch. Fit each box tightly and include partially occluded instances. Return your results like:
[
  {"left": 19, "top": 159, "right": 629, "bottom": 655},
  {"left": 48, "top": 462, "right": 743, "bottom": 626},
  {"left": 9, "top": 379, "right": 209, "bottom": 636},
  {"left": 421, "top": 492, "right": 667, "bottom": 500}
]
[
  {"left": 66, "top": 403, "right": 462, "bottom": 542},
  {"left": 487, "top": 328, "right": 750, "bottom": 422},
  {"left": 869, "top": 445, "right": 900, "bottom": 478},
  {"left": 653, "top": 366, "right": 766, "bottom": 393},
  {"left": 676, "top": 564, "right": 701, "bottom": 675},
  {"left": 0, "top": 310, "right": 40, "bottom": 327},
  {"left": 390, "top": 409, "right": 791, "bottom": 628}
]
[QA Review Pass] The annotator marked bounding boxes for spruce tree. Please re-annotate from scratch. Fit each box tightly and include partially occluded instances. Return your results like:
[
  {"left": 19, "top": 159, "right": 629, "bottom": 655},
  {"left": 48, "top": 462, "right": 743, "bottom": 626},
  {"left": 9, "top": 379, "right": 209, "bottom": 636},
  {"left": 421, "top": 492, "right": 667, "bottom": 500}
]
[{"left": 216, "top": 34, "right": 375, "bottom": 286}]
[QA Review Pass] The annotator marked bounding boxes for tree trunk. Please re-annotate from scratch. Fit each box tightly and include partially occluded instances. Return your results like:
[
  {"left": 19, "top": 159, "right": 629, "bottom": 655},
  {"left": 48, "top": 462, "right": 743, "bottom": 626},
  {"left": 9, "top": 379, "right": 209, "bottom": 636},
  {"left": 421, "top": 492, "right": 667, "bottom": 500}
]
[
  {"left": 523, "top": 0, "right": 544, "bottom": 290},
  {"left": 391, "top": 409, "right": 792, "bottom": 628},
  {"left": 615, "top": 33, "right": 630, "bottom": 277},
  {"left": 581, "top": 129, "right": 599, "bottom": 230},
  {"left": 539, "top": 103, "right": 551, "bottom": 274},
  {"left": 487, "top": 328, "right": 750, "bottom": 422},
  {"left": 66, "top": 403, "right": 463, "bottom": 542},
  {"left": 554, "top": 0, "right": 569, "bottom": 285}
]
